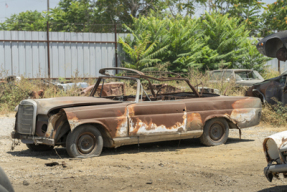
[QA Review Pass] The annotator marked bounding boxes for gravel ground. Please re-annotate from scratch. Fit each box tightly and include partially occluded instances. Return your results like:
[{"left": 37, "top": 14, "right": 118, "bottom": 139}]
[
  {"left": 0, "top": 116, "right": 15, "bottom": 138},
  {"left": 1, "top": 116, "right": 287, "bottom": 192}
]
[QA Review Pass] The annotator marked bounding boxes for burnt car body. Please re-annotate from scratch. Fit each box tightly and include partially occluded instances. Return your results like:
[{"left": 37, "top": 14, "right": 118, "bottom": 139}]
[
  {"left": 209, "top": 69, "right": 264, "bottom": 87},
  {"left": 12, "top": 67, "right": 262, "bottom": 158},
  {"left": 246, "top": 31, "right": 287, "bottom": 104},
  {"left": 245, "top": 73, "right": 287, "bottom": 105},
  {"left": 263, "top": 131, "right": 287, "bottom": 182}
]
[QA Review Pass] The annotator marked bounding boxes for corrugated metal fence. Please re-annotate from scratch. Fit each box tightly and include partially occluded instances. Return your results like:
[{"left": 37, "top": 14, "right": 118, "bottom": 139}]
[
  {"left": 0, "top": 31, "right": 129, "bottom": 78},
  {"left": 266, "top": 58, "right": 287, "bottom": 73}
]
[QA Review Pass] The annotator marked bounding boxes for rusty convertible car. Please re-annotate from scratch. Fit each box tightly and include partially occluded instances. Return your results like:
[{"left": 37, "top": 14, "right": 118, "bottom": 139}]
[{"left": 11, "top": 67, "right": 262, "bottom": 158}]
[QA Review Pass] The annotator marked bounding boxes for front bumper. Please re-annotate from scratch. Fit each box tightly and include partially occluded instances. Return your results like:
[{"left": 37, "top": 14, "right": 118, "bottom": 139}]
[
  {"left": 11, "top": 131, "right": 54, "bottom": 146},
  {"left": 264, "top": 163, "right": 287, "bottom": 182}
]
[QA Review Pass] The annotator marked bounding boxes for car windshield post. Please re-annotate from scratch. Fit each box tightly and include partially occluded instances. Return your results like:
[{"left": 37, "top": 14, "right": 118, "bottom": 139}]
[
  {"left": 99, "top": 79, "right": 105, "bottom": 97},
  {"left": 140, "top": 83, "right": 151, "bottom": 101},
  {"left": 135, "top": 79, "right": 141, "bottom": 103}
]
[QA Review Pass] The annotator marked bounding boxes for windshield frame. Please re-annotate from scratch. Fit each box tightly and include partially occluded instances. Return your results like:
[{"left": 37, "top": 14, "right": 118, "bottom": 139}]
[
  {"left": 90, "top": 75, "right": 200, "bottom": 102},
  {"left": 91, "top": 76, "right": 141, "bottom": 103}
]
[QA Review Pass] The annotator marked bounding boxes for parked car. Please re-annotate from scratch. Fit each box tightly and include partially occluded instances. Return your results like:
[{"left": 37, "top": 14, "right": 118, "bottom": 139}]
[
  {"left": 263, "top": 131, "right": 287, "bottom": 182},
  {"left": 208, "top": 69, "right": 264, "bottom": 87},
  {"left": 11, "top": 67, "right": 262, "bottom": 158}
]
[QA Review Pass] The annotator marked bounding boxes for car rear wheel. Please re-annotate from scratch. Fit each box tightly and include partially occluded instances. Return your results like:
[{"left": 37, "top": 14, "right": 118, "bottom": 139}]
[
  {"left": 66, "top": 125, "right": 103, "bottom": 158},
  {"left": 26, "top": 144, "right": 54, "bottom": 151},
  {"left": 200, "top": 118, "right": 229, "bottom": 146}
]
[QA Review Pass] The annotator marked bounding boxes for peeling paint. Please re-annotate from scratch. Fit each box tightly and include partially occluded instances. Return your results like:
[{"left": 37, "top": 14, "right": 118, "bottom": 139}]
[
  {"left": 186, "top": 113, "right": 203, "bottom": 131},
  {"left": 230, "top": 108, "right": 256, "bottom": 123}
]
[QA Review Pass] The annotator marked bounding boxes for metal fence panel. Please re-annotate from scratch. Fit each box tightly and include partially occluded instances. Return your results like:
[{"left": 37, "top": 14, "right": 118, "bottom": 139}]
[
  {"left": 0, "top": 30, "right": 126, "bottom": 79},
  {"left": 266, "top": 58, "right": 287, "bottom": 73}
]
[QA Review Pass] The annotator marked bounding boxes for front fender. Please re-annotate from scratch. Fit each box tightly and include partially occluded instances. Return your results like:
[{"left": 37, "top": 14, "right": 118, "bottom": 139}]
[{"left": 63, "top": 109, "right": 112, "bottom": 135}]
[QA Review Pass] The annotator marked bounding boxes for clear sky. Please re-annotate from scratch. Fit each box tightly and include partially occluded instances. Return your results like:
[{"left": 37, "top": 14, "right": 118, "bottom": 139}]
[{"left": 0, "top": 0, "right": 278, "bottom": 22}]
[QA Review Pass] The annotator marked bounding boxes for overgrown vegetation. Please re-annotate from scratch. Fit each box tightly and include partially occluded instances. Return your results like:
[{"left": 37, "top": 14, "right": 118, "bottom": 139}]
[
  {"left": 261, "top": 101, "right": 287, "bottom": 127},
  {"left": 1, "top": 68, "right": 286, "bottom": 127},
  {"left": 0, "top": 74, "right": 97, "bottom": 114},
  {"left": 119, "top": 12, "right": 271, "bottom": 73}
]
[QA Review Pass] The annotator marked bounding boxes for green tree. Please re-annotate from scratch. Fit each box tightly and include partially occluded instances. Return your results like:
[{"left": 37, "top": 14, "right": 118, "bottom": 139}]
[
  {"left": 261, "top": 0, "right": 287, "bottom": 36},
  {"left": 239, "top": 38, "right": 271, "bottom": 71},
  {"left": 118, "top": 33, "right": 169, "bottom": 70},
  {"left": 49, "top": 0, "right": 98, "bottom": 32},
  {"left": 0, "top": 11, "right": 46, "bottom": 31},
  {"left": 200, "top": 11, "right": 250, "bottom": 69},
  {"left": 227, "top": 0, "right": 264, "bottom": 36}
]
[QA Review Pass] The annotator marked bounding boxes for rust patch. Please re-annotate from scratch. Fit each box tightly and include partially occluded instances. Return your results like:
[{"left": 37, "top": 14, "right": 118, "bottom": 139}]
[
  {"left": 129, "top": 118, "right": 185, "bottom": 136},
  {"left": 232, "top": 97, "right": 260, "bottom": 109},
  {"left": 65, "top": 112, "right": 80, "bottom": 130},
  {"left": 186, "top": 113, "right": 203, "bottom": 131},
  {"left": 115, "top": 107, "right": 128, "bottom": 137},
  {"left": 45, "top": 113, "right": 63, "bottom": 138}
]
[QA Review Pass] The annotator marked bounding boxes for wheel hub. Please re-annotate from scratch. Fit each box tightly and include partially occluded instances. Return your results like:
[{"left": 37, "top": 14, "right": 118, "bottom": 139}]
[
  {"left": 77, "top": 133, "right": 96, "bottom": 154},
  {"left": 209, "top": 123, "right": 224, "bottom": 141}
]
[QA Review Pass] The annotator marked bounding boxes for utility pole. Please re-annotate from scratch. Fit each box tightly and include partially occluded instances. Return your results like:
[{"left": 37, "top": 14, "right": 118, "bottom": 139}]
[{"left": 47, "top": 0, "right": 50, "bottom": 79}]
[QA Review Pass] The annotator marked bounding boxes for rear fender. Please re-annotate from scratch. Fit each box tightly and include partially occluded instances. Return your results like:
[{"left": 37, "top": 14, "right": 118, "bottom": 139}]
[{"left": 204, "top": 115, "right": 238, "bottom": 129}]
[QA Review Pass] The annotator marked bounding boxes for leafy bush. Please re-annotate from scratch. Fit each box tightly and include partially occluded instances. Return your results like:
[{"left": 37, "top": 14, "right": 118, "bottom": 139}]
[{"left": 119, "top": 11, "right": 269, "bottom": 73}]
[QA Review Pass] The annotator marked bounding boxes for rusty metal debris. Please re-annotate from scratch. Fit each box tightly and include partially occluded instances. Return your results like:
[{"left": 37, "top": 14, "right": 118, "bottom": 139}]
[
  {"left": 45, "top": 161, "right": 67, "bottom": 168},
  {"left": 11, "top": 67, "right": 262, "bottom": 158}
]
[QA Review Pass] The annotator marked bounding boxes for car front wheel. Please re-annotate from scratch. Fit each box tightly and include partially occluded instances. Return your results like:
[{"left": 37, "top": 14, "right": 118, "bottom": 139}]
[
  {"left": 200, "top": 118, "right": 229, "bottom": 146},
  {"left": 66, "top": 125, "right": 103, "bottom": 158}
]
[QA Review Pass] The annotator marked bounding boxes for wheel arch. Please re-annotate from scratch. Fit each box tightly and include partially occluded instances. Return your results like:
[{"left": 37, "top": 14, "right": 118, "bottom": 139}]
[
  {"left": 204, "top": 115, "right": 237, "bottom": 129},
  {"left": 69, "top": 122, "right": 114, "bottom": 148}
]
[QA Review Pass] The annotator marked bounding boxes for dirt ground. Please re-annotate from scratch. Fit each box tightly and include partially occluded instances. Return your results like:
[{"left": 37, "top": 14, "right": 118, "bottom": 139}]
[{"left": 1, "top": 125, "right": 287, "bottom": 192}]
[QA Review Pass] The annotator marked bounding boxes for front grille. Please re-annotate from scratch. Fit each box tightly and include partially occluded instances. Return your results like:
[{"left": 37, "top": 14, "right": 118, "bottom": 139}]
[{"left": 17, "top": 101, "right": 35, "bottom": 135}]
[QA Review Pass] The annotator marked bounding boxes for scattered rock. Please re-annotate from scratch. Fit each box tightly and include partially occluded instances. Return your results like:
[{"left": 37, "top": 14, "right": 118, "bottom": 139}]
[
  {"left": 146, "top": 180, "right": 153, "bottom": 184},
  {"left": 45, "top": 162, "right": 60, "bottom": 167},
  {"left": 23, "top": 180, "right": 29, "bottom": 186}
]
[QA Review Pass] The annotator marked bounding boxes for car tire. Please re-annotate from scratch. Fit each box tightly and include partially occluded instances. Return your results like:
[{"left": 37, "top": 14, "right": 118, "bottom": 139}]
[
  {"left": 26, "top": 144, "right": 54, "bottom": 151},
  {"left": 66, "top": 125, "right": 103, "bottom": 158},
  {"left": 200, "top": 118, "right": 229, "bottom": 146}
]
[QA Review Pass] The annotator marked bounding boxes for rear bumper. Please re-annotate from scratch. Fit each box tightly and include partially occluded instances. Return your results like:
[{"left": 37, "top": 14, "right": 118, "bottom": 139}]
[
  {"left": 11, "top": 131, "right": 54, "bottom": 146},
  {"left": 264, "top": 163, "right": 287, "bottom": 182}
]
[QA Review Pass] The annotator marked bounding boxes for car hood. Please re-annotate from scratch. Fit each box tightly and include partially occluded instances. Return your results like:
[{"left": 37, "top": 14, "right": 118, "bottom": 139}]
[
  {"left": 32, "top": 97, "right": 121, "bottom": 114},
  {"left": 236, "top": 79, "right": 264, "bottom": 86}
]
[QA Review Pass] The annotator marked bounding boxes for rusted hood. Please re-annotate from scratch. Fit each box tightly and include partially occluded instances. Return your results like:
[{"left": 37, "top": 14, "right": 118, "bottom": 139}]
[{"left": 33, "top": 97, "right": 121, "bottom": 114}]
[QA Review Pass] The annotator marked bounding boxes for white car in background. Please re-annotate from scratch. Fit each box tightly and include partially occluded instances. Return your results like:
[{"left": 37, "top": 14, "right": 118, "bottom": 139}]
[{"left": 208, "top": 69, "right": 264, "bottom": 87}]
